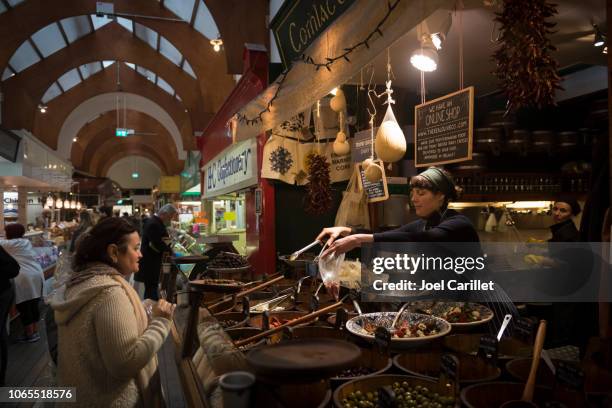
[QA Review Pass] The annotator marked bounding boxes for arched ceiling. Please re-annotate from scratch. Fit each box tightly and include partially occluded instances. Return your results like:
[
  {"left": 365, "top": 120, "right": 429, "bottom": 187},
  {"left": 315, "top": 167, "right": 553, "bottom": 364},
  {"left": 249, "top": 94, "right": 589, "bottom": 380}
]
[
  {"left": 59, "top": 92, "right": 185, "bottom": 159},
  {"left": 107, "top": 156, "right": 163, "bottom": 189},
  {"left": 0, "top": 0, "right": 268, "bottom": 181},
  {"left": 33, "top": 63, "right": 195, "bottom": 153}
]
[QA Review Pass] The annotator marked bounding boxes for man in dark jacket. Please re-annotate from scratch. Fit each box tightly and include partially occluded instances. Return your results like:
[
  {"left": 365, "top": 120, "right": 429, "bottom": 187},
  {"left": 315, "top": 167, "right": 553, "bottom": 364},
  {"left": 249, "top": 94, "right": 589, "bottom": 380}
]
[
  {"left": 135, "top": 204, "right": 177, "bottom": 300},
  {"left": 0, "top": 246, "right": 19, "bottom": 385}
]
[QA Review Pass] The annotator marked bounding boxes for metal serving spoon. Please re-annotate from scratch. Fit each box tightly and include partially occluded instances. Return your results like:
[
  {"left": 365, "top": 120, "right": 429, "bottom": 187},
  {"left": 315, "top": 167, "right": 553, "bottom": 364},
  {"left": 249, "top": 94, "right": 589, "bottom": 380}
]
[{"left": 288, "top": 240, "right": 322, "bottom": 261}]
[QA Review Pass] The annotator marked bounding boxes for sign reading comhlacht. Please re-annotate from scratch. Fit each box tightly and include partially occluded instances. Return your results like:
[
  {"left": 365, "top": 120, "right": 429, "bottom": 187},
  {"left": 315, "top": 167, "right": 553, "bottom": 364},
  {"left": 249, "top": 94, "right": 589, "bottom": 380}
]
[{"left": 414, "top": 87, "right": 474, "bottom": 167}]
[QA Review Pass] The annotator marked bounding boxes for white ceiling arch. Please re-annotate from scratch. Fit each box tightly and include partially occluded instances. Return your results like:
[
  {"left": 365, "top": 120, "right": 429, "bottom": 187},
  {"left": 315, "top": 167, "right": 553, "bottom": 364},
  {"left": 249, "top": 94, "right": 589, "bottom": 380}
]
[
  {"left": 107, "top": 156, "right": 162, "bottom": 189},
  {"left": 58, "top": 92, "right": 186, "bottom": 161}
]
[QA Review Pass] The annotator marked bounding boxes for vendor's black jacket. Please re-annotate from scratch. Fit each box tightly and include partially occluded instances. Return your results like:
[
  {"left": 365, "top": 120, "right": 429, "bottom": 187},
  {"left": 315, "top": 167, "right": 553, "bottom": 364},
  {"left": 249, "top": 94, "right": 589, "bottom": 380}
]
[
  {"left": 373, "top": 209, "right": 479, "bottom": 242},
  {"left": 135, "top": 215, "right": 172, "bottom": 285},
  {"left": 548, "top": 219, "right": 580, "bottom": 243},
  {"left": 0, "top": 246, "right": 19, "bottom": 292}
]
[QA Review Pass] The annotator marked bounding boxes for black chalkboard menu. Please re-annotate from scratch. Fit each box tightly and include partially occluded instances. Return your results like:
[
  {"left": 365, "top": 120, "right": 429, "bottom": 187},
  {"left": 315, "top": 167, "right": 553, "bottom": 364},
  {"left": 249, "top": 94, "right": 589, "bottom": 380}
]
[
  {"left": 414, "top": 87, "right": 474, "bottom": 167},
  {"left": 0, "top": 127, "right": 21, "bottom": 162},
  {"left": 356, "top": 160, "right": 389, "bottom": 203}
]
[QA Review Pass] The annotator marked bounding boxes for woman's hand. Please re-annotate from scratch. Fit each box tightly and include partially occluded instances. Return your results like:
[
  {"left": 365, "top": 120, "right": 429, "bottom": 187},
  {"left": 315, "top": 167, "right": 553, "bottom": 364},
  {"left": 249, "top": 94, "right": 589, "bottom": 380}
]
[
  {"left": 316, "top": 226, "right": 352, "bottom": 247},
  {"left": 322, "top": 235, "right": 362, "bottom": 257},
  {"left": 152, "top": 299, "right": 176, "bottom": 320}
]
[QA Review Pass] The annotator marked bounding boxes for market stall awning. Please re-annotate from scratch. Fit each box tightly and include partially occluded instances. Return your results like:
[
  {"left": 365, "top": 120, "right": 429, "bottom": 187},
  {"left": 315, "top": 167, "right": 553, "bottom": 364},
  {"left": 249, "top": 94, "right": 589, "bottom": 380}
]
[{"left": 234, "top": 0, "right": 455, "bottom": 141}]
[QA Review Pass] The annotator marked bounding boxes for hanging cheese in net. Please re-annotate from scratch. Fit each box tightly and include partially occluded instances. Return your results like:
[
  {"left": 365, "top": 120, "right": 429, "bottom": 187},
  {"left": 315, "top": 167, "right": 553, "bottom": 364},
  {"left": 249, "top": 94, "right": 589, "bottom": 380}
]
[{"left": 375, "top": 104, "right": 406, "bottom": 163}]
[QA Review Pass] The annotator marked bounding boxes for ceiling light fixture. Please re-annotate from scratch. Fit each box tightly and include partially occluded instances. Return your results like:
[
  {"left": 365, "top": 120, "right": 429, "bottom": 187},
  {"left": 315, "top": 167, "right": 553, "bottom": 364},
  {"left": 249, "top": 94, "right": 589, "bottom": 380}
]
[
  {"left": 38, "top": 104, "right": 48, "bottom": 113},
  {"left": 410, "top": 35, "right": 439, "bottom": 72},
  {"left": 132, "top": 172, "right": 140, "bottom": 179},
  {"left": 603, "top": 45, "right": 608, "bottom": 54},
  {"left": 73, "top": 137, "right": 78, "bottom": 142},
  {"left": 210, "top": 35, "right": 223, "bottom": 52},
  {"left": 330, "top": 87, "right": 339, "bottom": 96},
  {"left": 593, "top": 24, "right": 606, "bottom": 47}
]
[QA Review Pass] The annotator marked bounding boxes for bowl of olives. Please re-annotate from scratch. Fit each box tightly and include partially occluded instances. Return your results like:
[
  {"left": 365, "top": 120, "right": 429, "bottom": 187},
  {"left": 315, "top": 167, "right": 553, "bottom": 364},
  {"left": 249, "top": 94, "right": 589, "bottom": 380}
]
[{"left": 333, "top": 374, "right": 455, "bottom": 408}]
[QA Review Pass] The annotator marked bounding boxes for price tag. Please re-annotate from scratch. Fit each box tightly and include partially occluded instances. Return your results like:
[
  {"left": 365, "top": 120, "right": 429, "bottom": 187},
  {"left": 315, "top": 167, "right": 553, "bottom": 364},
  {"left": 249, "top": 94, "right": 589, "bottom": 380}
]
[
  {"left": 262, "top": 310, "right": 270, "bottom": 331},
  {"left": 242, "top": 296, "right": 250, "bottom": 316},
  {"left": 514, "top": 317, "right": 537, "bottom": 342},
  {"left": 477, "top": 334, "right": 499, "bottom": 365},
  {"left": 281, "top": 326, "right": 294, "bottom": 342},
  {"left": 440, "top": 353, "right": 459, "bottom": 383},
  {"left": 555, "top": 361, "right": 585, "bottom": 391},
  {"left": 375, "top": 326, "right": 391, "bottom": 354},
  {"left": 335, "top": 308, "right": 348, "bottom": 330},
  {"left": 378, "top": 386, "right": 396, "bottom": 408},
  {"left": 310, "top": 295, "right": 319, "bottom": 312}
]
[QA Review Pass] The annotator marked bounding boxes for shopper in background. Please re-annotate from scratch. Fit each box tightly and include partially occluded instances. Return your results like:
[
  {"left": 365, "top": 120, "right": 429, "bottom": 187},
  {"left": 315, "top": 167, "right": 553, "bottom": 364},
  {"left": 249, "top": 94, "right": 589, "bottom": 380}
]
[
  {"left": 0, "top": 223, "right": 44, "bottom": 343},
  {"left": 98, "top": 205, "right": 113, "bottom": 219},
  {"left": 549, "top": 194, "right": 581, "bottom": 242},
  {"left": 49, "top": 217, "right": 174, "bottom": 407},
  {"left": 135, "top": 204, "right": 178, "bottom": 300},
  {"left": 0, "top": 246, "right": 19, "bottom": 386},
  {"left": 69, "top": 211, "right": 94, "bottom": 252}
]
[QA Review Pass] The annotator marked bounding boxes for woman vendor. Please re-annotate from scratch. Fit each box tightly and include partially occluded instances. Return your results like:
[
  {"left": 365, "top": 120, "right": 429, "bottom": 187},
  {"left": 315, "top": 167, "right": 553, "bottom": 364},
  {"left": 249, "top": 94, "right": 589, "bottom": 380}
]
[
  {"left": 549, "top": 195, "right": 581, "bottom": 243},
  {"left": 317, "top": 166, "right": 479, "bottom": 255},
  {"left": 318, "top": 166, "right": 516, "bottom": 331}
]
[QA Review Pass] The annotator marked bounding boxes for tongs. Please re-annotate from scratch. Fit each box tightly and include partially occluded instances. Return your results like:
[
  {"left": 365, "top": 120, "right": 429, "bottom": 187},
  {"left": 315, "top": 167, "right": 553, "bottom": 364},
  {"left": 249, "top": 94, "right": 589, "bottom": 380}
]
[
  {"left": 250, "top": 291, "right": 294, "bottom": 313},
  {"left": 288, "top": 240, "right": 323, "bottom": 261}
]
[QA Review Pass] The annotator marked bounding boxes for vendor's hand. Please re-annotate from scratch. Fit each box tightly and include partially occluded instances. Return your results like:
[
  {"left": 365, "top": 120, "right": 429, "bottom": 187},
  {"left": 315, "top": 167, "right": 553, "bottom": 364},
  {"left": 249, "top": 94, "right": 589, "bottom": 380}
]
[
  {"left": 316, "top": 226, "right": 352, "bottom": 247},
  {"left": 322, "top": 235, "right": 362, "bottom": 258},
  {"left": 152, "top": 299, "right": 176, "bottom": 320}
]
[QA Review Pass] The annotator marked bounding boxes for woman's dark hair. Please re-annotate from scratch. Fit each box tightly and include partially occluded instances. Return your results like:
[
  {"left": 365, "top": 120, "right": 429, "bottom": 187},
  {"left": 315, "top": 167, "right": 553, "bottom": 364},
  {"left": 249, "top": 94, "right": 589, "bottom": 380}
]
[
  {"left": 73, "top": 217, "right": 138, "bottom": 270},
  {"left": 410, "top": 168, "right": 462, "bottom": 201},
  {"left": 5, "top": 223, "right": 25, "bottom": 239}
]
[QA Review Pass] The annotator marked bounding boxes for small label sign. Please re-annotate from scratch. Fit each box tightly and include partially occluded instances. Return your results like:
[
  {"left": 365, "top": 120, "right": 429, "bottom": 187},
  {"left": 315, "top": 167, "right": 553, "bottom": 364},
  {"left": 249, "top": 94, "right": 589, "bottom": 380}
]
[
  {"left": 356, "top": 161, "right": 389, "bottom": 203},
  {"left": 556, "top": 361, "right": 585, "bottom": 391},
  {"left": 478, "top": 334, "right": 499, "bottom": 365},
  {"left": 378, "top": 386, "right": 396, "bottom": 408},
  {"left": 242, "top": 296, "right": 250, "bottom": 316},
  {"left": 262, "top": 310, "right": 270, "bottom": 331},
  {"left": 375, "top": 326, "right": 392, "bottom": 353},
  {"left": 335, "top": 308, "right": 348, "bottom": 330},
  {"left": 514, "top": 317, "right": 537, "bottom": 341}
]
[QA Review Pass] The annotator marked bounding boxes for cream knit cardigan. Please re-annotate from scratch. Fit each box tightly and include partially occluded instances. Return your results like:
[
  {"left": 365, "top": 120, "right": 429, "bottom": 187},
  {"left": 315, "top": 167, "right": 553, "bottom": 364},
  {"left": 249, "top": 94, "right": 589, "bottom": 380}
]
[{"left": 51, "top": 273, "right": 171, "bottom": 407}]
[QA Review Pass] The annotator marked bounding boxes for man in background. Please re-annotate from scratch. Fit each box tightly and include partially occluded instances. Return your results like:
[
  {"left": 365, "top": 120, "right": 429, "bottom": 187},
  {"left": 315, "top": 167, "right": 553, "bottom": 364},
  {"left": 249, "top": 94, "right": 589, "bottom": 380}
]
[{"left": 135, "top": 204, "right": 178, "bottom": 300}]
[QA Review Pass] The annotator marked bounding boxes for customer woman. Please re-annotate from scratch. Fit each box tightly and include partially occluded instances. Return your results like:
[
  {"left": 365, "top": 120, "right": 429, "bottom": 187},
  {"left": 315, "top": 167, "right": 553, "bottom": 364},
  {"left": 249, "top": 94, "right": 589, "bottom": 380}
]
[
  {"left": 0, "top": 247, "right": 19, "bottom": 385},
  {"left": 318, "top": 166, "right": 479, "bottom": 254},
  {"left": 50, "top": 217, "right": 175, "bottom": 407},
  {"left": 0, "top": 223, "right": 44, "bottom": 342}
]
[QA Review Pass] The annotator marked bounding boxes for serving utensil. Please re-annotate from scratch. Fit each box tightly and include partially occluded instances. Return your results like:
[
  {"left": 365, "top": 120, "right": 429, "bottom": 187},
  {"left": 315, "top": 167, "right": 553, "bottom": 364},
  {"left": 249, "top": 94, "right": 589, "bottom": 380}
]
[
  {"left": 497, "top": 314, "right": 513, "bottom": 341},
  {"left": 289, "top": 240, "right": 322, "bottom": 261},
  {"left": 390, "top": 302, "right": 410, "bottom": 330}
]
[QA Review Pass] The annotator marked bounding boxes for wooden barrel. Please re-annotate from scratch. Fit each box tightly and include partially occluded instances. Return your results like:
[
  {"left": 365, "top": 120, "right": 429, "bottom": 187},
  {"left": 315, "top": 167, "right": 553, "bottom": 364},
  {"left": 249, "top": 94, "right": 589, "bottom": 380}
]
[
  {"left": 505, "top": 358, "right": 556, "bottom": 387},
  {"left": 460, "top": 381, "right": 582, "bottom": 408},
  {"left": 333, "top": 374, "right": 455, "bottom": 408},
  {"left": 330, "top": 346, "right": 393, "bottom": 388},
  {"left": 394, "top": 350, "right": 501, "bottom": 385},
  {"left": 225, "top": 327, "right": 266, "bottom": 351},
  {"left": 214, "top": 311, "right": 249, "bottom": 330},
  {"left": 248, "top": 310, "right": 310, "bottom": 329},
  {"left": 443, "top": 333, "right": 532, "bottom": 360}
]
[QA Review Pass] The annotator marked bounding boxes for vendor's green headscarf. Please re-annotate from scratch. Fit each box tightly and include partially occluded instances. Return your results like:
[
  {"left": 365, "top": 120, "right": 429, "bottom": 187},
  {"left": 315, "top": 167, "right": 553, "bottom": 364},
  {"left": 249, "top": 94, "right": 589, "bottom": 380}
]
[{"left": 418, "top": 167, "right": 457, "bottom": 200}]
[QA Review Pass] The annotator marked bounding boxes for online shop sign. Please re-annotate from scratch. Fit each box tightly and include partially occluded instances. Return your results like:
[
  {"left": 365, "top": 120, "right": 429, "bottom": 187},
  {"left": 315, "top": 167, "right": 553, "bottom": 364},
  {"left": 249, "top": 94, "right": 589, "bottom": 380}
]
[
  {"left": 358, "top": 242, "right": 612, "bottom": 303},
  {"left": 202, "top": 138, "right": 258, "bottom": 199}
]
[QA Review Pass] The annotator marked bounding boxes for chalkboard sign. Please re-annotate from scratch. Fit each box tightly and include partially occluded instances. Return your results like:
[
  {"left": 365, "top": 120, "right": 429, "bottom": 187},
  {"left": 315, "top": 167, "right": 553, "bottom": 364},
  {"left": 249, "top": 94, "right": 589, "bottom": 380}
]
[
  {"left": 477, "top": 334, "right": 499, "bottom": 365},
  {"left": 514, "top": 317, "right": 537, "bottom": 341},
  {"left": 555, "top": 361, "right": 585, "bottom": 391},
  {"left": 414, "top": 87, "right": 474, "bottom": 167},
  {"left": 351, "top": 128, "right": 376, "bottom": 163},
  {"left": 357, "top": 161, "right": 389, "bottom": 203},
  {"left": 262, "top": 310, "right": 270, "bottom": 331},
  {"left": 378, "top": 386, "right": 396, "bottom": 408},
  {"left": 334, "top": 308, "right": 348, "bottom": 330},
  {"left": 242, "top": 296, "right": 250, "bottom": 316},
  {"left": 375, "top": 326, "right": 391, "bottom": 353}
]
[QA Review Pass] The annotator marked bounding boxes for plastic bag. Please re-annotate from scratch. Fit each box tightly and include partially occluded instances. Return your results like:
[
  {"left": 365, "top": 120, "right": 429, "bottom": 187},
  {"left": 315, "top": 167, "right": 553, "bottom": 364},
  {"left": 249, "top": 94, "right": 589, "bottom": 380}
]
[
  {"left": 334, "top": 168, "right": 370, "bottom": 230},
  {"left": 318, "top": 251, "right": 345, "bottom": 300}
]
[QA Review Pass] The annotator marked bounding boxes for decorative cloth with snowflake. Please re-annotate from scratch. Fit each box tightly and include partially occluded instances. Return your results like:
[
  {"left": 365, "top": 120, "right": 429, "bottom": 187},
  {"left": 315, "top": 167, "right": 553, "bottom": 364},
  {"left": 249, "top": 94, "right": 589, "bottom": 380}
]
[{"left": 269, "top": 146, "right": 294, "bottom": 175}]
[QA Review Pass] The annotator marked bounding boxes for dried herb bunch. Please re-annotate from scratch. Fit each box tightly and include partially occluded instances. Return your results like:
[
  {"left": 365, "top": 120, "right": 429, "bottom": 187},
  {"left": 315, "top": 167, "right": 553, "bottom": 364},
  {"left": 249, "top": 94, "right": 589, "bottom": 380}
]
[
  {"left": 304, "top": 153, "right": 333, "bottom": 215},
  {"left": 492, "top": 0, "right": 562, "bottom": 111}
]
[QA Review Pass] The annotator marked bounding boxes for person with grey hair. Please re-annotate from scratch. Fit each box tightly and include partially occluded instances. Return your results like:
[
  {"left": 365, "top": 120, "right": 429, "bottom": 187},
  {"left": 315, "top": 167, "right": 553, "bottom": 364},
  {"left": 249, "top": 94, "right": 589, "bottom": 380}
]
[{"left": 134, "top": 204, "right": 178, "bottom": 300}]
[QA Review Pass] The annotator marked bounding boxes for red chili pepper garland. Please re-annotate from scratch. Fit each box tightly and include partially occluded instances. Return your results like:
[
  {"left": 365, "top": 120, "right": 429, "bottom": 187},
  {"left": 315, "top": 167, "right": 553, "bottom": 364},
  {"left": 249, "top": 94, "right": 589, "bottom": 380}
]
[
  {"left": 492, "top": 0, "right": 562, "bottom": 112},
  {"left": 304, "top": 153, "right": 333, "bottom": 215}
]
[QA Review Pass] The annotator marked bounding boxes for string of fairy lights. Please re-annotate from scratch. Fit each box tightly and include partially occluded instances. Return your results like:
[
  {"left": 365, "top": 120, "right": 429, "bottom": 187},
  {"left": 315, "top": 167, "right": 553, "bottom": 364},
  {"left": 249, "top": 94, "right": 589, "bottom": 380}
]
[{"left": 235, "top": 0, "right": 403, "bottom": 126}]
